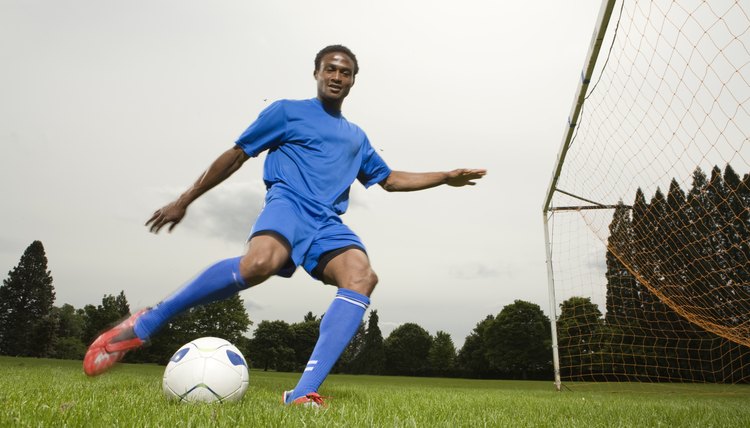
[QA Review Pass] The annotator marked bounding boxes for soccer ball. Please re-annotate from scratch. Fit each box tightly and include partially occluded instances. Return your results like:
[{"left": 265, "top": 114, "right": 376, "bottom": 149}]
[{"left": 162, "top": 336, "right": 249, "bottom": 403}]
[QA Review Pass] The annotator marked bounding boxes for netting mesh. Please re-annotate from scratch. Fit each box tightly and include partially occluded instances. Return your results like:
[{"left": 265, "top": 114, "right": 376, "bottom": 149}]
[{"left": 547, "top": 0, "right": 750, "bottom": 383}]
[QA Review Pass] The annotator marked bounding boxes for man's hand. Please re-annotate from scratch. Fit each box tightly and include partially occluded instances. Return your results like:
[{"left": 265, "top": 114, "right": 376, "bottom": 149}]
[
  {"left": 145, "top": 146, "right": 250, "bottom": 234},
  {"left": 445, "top": 169, "right": 487, "bottom": 187},
  {"left": 146, "top": 202, "right": 187, "bottom": 234}
]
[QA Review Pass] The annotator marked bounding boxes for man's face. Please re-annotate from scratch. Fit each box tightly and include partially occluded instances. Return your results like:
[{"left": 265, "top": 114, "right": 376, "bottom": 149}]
[{"left": 314, "top": 52, "right": 355, "bottom": 104}]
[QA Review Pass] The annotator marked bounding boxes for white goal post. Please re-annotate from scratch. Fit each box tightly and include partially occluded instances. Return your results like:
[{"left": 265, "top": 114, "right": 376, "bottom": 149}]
[{"left": 544, "top": 0, "right": 618, "bottom": 392}]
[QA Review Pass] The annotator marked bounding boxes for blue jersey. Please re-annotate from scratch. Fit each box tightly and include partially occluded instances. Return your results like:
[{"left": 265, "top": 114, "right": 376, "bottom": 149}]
[{"left": 235, "top": 98, "right": 391, "bottom": 214}]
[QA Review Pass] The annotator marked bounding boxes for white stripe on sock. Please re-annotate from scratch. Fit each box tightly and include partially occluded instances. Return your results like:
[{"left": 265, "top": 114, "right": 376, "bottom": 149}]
[
  {"left": 304, "top": 367, "right": 314, "bottom": 372},
  {"left": 335, "top": 295, "right": 368, "bottom": 310}
]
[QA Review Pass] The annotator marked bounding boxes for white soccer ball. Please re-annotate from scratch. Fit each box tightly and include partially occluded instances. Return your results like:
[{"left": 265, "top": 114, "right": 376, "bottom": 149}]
[{"left": 162, "top": 336, "right": 249, "bottom": 403}]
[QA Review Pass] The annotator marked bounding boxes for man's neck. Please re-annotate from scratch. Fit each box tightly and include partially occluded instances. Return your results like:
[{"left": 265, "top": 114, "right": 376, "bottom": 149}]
[{"left": 318, "top": 96, "right": 343, "bottom": 115}]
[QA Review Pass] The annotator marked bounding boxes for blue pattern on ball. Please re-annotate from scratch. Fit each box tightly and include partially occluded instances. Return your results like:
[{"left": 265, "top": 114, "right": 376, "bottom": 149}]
[
  {"left": 170, "top": 347, "right": 190, "bottom": 363},
  {"left": 226, "top": 350, "right": 246, "bottom": 367}
]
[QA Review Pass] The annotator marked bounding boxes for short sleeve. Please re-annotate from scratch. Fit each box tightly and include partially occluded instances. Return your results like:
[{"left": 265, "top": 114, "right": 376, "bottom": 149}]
[
  {"left": 235, "top": 101, "right": 287, "bottom": 157},
  {"left": 357, "top": 137, "right": 392, "bottom": 188}
]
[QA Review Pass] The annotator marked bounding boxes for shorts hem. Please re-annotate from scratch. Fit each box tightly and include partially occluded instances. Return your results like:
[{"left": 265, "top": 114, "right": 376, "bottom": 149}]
[
  {"left": 310, "top": 244, "right": 367, "bottom": 282},
  {"left": 249, "top": 230, "right": 296, "bottom": 278}
]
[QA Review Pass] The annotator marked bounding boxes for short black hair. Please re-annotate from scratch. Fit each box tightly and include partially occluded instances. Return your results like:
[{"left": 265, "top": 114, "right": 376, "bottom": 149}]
[{"left": 314, "top": 45, "right": 359, "bottom": 76}]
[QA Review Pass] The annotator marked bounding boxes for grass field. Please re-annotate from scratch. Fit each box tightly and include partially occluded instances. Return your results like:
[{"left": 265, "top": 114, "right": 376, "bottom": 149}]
[{"left": 1, "top": 356, "right": 749, "bottom": 427}]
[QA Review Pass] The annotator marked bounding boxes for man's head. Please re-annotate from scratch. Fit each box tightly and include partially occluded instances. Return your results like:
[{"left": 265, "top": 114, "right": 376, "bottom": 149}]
[
  {"left": 313, "top": 45, "right": 358, "bottom": 109},
  {"left": 314, "top": 45, "right": 359, "bottom": 76}
]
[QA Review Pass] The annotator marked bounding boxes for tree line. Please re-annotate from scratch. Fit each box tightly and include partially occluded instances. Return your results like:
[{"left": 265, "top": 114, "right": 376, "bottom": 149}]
[
  {"left": 557, "top": 165, "right": 750, "bottom": 383},
  {"left": 0, "top": 240, "right": 552, "bottom": 379}
]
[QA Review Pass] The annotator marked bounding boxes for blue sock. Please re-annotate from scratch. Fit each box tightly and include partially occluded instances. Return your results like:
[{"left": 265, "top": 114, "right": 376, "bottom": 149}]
[
  {"left": 288, "top": 288, "right": 370, "bottom": 402},
  {"left": 133, "top": 256, "right": 246, "bottom": 340}
]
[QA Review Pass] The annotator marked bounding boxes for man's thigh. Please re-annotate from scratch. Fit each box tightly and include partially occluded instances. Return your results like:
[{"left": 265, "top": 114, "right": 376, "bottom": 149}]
[
  {"left": 250, "top": 197, "right": 317, "bottom": 277},
  {"left": 239, "top": 234, "right": 291, "bottom": 285},
  {"left": 320, "top": 248, "right": 377, "bottom": 296},
  {"left": 302, "top": 221, "right": 366, "bottom": 280}
]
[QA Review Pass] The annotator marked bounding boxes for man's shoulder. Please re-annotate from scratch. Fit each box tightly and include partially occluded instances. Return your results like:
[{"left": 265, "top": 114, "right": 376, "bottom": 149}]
[
  {"left": 266, "top": 98, "right": 320, "bottom": 117},
  {"left": 272, "top": 98, "right": 317, "bottom": 108},
  {"left": 256, "top": 99, "right": 317, "bottom": 122}
]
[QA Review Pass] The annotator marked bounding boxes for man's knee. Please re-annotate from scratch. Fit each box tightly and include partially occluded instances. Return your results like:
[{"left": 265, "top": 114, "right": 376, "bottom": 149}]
[
  {"left": 363, "top": 268, "right": 378, "bottom": 290},
  {"left": 239, "top": 254, "right": 280, "bottom": 280},
  {"left": 343, "top": 267, "right": 378, "bottom": 296},
  {"left": 239, "top": 234, "right": 290, "bottom": 285},
  {"left": 321, "top": 248, "right": 378, "bottom": 296}
]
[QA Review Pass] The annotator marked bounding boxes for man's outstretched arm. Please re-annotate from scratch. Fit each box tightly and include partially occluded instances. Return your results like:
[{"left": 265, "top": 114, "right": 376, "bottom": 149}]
[
  {"left": 379, "top": 169, "right": 486, "bottom": 192},
  {"left": 146, "top": 146, "right": 250, "bottom": 233}
]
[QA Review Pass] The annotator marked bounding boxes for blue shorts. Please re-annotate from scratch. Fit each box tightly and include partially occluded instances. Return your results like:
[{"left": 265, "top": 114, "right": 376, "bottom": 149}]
[{"left": 248, "top": 186, "right": 366, "bottom": 281}]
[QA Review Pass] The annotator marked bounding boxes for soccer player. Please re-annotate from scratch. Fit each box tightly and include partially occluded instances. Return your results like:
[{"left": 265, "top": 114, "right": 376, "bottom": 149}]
[{"left": 83, "top": 45, "right": 486, "bottom": 406}]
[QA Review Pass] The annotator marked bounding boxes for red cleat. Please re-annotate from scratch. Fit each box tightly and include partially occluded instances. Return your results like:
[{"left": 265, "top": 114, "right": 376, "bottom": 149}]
[
  {"left": 83, "top": 309, "right": 148, "bottom": 376},
  {"left": 282, "top": 390, "right": 328, "bottom": 407}
]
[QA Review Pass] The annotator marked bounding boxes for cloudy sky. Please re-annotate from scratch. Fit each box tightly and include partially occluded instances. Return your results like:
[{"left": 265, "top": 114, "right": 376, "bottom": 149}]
[{"left": 1, "top": 0, "right": 602, "bottom": 346}]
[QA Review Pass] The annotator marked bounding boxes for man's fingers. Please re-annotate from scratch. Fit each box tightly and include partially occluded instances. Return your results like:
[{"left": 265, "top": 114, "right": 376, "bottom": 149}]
[
  {"left": 150, "top": 221, "right": 163, "bottom": 234},
  {"left": 461, "top": 170, "right": 485, "bottom": 183},
  {"left": 453, "top": 168, "right": 487, "bottom": 178},
  {"left": 147, "top": 211, "right": 167, "bottom": 234},
  {"left": 145, "top": 211, "right": 160, "bottom": 227},
  {"left": 146, "top": 213, "right": 181, "bottom": 234},
  {"left": 445, "top": 168, "right": 486, "bottom": 187},
  {"left": 146, "top": 204, "right": 185, "bottom": 234},
  {"left": 465, "top": 169, "right": 487, "bottom": 178}
]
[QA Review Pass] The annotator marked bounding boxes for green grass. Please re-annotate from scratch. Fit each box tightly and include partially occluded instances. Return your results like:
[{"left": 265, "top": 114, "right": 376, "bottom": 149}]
[{"left": 1, "top": 356, "right": 749, "bottom": 427}]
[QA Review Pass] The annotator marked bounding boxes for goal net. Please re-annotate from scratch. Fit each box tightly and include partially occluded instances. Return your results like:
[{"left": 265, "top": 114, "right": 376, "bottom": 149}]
[{"left": 543, "top": 0, "right": 750, "bottom": 388}]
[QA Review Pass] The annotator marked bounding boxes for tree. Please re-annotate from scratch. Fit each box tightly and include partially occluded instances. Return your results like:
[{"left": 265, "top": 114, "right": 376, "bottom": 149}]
[
  {"left": 605, "top": 201, "right": 639, "bottom": 327},
  {"left": 384, "top": 323, "right": 432, "bottom": 376},
  {"left": 290, "top": 313, "right": 320, "bottom": 371},
  {"left": 0, "top": 241, "right": 56, "bottom": 357},
  {"left": 457, "top": 315, "right": 496, "bottom": 378},
  {"left": 248, "top": 320, "right": 295, "bottom": 371},
  {"left": 428, "top": 331, "right": 457, "bottom": 377},
  {"left": 557, "top": 296, "right": 604, "bottom": 380},
  {"left": 334, "top": 321, "right": 364, "bottom": 373},
  {"left": 360, "top": 310, "right": 386, "bottom": 374},
  {"left": 722, "top": 165, "right": 750, "bottom": 329},
  {"left": 600, "top": 165, "right": 750, "bottom": 382},
  {"left": 81, "top": 291, "right": 130, "bottom": 346},
  {"left": 604, "top": 194, "right": 651, "bottom": 380},
  {"left": 50, "top": 304, "right": 87, "bottom": 360},
  {"left": 344, "top": 309, "right": 385, "bottom": 374},
  {"left": 335, "top": 310, "right": 388, "bottom": 375},
  {"left": 484, "top": 300, "right": 551, "bottom": 380}
]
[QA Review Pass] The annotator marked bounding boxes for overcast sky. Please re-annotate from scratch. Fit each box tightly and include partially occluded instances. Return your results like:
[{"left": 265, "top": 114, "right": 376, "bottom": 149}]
[{"left": 1, "top": 0, "right": 602, "bottom": 346}]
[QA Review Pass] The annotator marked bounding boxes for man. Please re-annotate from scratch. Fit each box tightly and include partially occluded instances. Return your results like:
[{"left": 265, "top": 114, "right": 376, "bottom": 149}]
[{"left": 83, "top": 45, "right": 486, "bottom": 406}]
